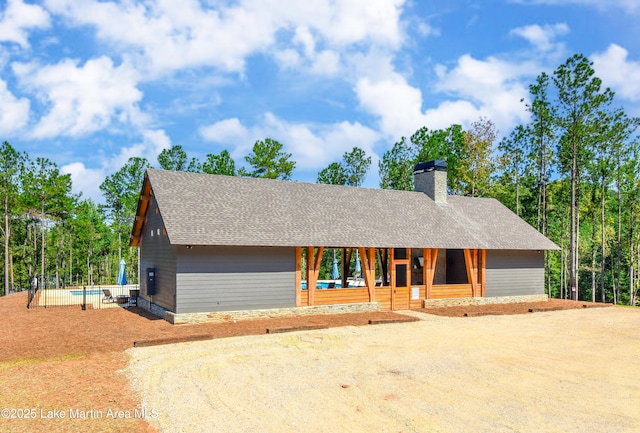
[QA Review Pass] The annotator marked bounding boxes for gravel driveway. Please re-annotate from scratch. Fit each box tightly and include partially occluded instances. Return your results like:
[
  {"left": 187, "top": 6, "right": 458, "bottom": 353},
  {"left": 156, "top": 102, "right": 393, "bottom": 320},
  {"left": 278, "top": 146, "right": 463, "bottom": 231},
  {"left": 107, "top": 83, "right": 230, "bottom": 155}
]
[{"left": 127, "top": 307, "right": 640, "bottom": 433}]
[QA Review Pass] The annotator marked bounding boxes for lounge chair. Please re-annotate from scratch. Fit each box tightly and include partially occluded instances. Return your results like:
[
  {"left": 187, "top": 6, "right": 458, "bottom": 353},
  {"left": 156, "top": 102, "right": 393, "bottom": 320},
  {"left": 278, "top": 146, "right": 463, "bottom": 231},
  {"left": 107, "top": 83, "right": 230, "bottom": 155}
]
[{"left": 102, "top": 289, "right": 115, "bottom": 303}]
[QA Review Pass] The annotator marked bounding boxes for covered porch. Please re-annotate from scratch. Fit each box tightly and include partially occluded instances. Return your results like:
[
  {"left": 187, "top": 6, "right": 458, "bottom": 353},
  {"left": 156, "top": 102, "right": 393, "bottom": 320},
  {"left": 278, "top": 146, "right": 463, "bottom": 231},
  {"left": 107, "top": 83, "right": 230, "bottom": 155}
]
[{"left": 295, "top": 247, "right": 486, "bottom": 311}]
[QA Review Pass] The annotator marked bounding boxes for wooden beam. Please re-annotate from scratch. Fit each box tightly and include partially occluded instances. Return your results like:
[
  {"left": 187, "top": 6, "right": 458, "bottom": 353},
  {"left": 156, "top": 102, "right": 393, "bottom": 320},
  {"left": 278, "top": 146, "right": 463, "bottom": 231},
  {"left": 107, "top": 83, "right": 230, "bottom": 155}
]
[
  {"left": 480, "top": 249, "right": 486, "bottom": 297},
  {"left": 343, "top": 248, "right": 352, "bottom": 288},
  {"left": 306, "top": 247, "right": 315, "bottom": 306},
  {"left": 358, "top": 248, "right": 369, "bottom": 287},
  {"left": 427, "top": 249, "right": 438, "bottom": 286},
  {"left": 357, "top": 248, "right": 376, "bottom": 302},
  {"left": 306, "top": 247, "right": 323, "bottom": 306},
  {"left": 314, "top": 246, "right": 324, "bottom": 273},
  {"left": 390, "top": 248, "right": 396, "bottom": 310},
  {"left": 369, "top": 248, "right": 376, "bottom": 302},
  {"left": 377, "top": 248, "right": 388, "bottom": 286},
  {"left": 424, "top": 248, "right": 431, "bottom": 299},
  {"left": 463, "top": 249, "right": 478, "bottom": 297},
  {"left": 295, "top": 247, "right": 302, "bottom": 307}
]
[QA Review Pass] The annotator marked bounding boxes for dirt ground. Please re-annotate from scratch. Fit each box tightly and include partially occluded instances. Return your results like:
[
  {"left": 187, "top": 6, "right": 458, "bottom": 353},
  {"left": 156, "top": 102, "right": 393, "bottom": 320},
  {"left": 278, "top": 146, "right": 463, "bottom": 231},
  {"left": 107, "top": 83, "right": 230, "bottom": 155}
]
[
  {"left": 0, "top": 292, "right": 623, "bottom": 432},
  {"left": 129, "top": 306, "right": 640, "bottom": 433}
]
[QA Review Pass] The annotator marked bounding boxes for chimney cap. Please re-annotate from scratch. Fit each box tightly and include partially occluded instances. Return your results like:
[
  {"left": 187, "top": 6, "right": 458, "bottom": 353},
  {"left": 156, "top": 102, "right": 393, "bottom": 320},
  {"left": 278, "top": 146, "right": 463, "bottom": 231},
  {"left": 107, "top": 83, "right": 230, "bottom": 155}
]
[{"left": 414, "top": 160, "right": 447, "bottom": 174}]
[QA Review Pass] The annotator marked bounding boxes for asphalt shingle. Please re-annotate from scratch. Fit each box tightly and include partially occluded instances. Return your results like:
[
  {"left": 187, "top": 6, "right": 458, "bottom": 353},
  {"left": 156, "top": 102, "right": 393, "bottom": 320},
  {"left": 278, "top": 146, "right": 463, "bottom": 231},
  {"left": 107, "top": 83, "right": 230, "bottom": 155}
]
[{"left": 141, "top": 169, "right": 560, "bottom": 250}]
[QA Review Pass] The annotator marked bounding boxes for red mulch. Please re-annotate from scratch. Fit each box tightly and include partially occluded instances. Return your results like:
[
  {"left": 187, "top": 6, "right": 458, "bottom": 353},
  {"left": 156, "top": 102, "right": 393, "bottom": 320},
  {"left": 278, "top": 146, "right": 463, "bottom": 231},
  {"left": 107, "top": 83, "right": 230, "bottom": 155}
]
[
  {"left": 1, "top": 292, "right": 609, "bottom": 361},
  {"left": 1, "top": 292, "right": 410, "bottom": 362},
  {"left": 0, "top": 292, "right": 609, "bottom": 433}
]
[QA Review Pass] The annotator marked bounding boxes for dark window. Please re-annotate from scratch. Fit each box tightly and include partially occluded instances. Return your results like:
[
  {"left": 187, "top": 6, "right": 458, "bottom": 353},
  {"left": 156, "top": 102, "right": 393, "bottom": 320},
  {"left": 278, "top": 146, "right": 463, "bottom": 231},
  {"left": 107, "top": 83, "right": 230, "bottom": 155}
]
[
  {"left": 395, "top": 264, "right": 407, "bottom": 287},
  {"left": 394, "top": 248, "right": 407, "bottom": 260},
  {"left": 446, "top": 249, "right": 468, "bottom": 284}
]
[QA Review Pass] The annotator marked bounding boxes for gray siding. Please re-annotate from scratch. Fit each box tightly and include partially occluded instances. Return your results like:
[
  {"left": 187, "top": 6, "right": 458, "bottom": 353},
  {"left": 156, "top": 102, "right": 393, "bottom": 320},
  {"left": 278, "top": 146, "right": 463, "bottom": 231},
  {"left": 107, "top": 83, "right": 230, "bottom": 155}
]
[
  {"left": 175, "top": 246, "right": 295, "bottom": 314},
  {"left": 485, "top": 250, "right": 544, "bottom": 297},
  {"left": 139, "top": 196, "right": 177, "bottom": 311}
]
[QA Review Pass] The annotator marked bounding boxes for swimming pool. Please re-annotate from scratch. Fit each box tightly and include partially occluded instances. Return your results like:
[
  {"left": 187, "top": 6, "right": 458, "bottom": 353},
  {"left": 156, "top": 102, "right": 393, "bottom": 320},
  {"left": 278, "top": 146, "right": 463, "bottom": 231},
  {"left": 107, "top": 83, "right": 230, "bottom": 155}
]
[
  {"left": 301, "top": 282, "right": 343, "bottom": 289},
  {"left": 70, "top": 289, "right": 104, "bottom": 296}
]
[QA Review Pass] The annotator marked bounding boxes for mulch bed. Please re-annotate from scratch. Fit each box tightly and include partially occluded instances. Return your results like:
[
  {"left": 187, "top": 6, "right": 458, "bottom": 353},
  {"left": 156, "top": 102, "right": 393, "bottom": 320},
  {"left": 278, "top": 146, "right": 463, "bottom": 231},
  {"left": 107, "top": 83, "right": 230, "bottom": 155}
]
[
  {"left": 0, "top": 292, "right": 610, "bottom": 433},
  {"left": 1, "top": 292, "right": 408, "bottom": 361},
  {"left": 418, "top": 298, "right": 611, "bottom": 317}
]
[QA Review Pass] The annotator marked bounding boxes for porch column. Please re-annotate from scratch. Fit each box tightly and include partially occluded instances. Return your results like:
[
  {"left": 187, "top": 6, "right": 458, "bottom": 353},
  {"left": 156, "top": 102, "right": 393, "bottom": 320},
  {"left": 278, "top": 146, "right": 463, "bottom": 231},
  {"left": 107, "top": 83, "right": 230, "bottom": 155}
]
[
  {"left": 463, "top": 249, "right": 479, "bottom": 297},
  {"left": 425, "top": 248, "right": 438, "bottom": 299},
  {"left": 306, "top": 246, "right": 324, "bottom": 306},
  {"left": 295, "top": 247, "right": 302, "bottom": 306},
  {"left": 480, "top": 249, "right": 486, "bottom": 296},
  {"left": 358, "top": 247, "right": 376, "bottom": 302}
]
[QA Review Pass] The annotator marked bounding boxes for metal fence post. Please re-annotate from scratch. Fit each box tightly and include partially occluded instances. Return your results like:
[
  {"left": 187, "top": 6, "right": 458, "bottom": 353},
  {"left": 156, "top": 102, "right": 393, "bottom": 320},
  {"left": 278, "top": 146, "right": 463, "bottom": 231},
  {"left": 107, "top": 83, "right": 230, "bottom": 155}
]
[{"left": 82, "top": 286, "right": 86, "bottom": 311}]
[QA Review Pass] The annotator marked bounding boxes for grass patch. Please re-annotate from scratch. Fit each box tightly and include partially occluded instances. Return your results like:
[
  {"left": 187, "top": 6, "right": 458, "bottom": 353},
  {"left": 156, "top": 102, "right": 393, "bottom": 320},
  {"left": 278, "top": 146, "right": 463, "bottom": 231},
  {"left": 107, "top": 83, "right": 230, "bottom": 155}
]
[{"left": 0, "top": 353, "right": 86, "bottom": 370}]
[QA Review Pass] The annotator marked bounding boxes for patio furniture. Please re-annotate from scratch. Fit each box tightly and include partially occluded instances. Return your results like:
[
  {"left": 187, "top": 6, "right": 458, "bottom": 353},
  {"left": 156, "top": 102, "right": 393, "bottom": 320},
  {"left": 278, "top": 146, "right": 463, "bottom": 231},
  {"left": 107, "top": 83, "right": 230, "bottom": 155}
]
[
  {"left": 116, "top": 295, "right": 129, "bottom": 305},
  {"left": 129, "top": 289, "right": 140, "bottom": 306},
  {"left": 102, "top": 289, "right": 115, "bottom": 303}
]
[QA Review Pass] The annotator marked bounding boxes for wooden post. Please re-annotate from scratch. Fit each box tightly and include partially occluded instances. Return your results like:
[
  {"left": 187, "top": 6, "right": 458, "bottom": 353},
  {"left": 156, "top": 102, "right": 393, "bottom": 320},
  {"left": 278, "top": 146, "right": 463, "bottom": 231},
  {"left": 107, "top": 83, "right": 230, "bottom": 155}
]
[
  {"left": 341, "top": 248, "right": 347, "bottom": 289},
  {"left": 424, "top": 248, "right": 430, "bottom": 299},
  {"left": 480, "top": 249, "right": 486, "bottom": 296},
  {"left": 377, "top": 248, "right": 389, "bottom": 286},
  {"left": 389, "top": 248, "right": 396, "bottom": 310},
  {"left": 463, "top": 249, "right": 478, "bottom": 297},
  {"left": 306, "top": 247, "right": 315, "bottom": 306},
  {"left": 295, "top": 247, "right": 302, "bottom": 306},
  {"left": 343, "top": 248, "right": 353, "bottom": 288},
  {"left": 369, "top": 247, "right": 376, "bottom": 297},
  {"left": 426, "top": 248, "right": 438, "bottom": 296},
  {"left": 358, "top": 247, "right": 376, "bottom": 302}
]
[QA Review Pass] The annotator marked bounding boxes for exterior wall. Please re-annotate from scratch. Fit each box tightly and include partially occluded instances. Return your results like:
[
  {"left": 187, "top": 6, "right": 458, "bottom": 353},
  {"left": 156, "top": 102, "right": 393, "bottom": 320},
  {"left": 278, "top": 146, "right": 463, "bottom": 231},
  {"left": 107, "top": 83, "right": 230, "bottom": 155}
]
[
  {"left": 485, "top": 250, "right": 544, "bottom": 297},
  {"left": 139, "top": 196, "right": 177, "bottom": 312},
  {"left": 175, "top": 246, "right": 296, "bottom": 314}
]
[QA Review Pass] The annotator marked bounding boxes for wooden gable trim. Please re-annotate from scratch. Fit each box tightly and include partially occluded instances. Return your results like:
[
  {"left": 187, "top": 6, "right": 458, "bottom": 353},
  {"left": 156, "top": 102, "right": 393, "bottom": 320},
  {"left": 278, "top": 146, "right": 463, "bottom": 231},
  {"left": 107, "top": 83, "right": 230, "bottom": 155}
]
[{"left": 129, "top": 172, "right": 155, "bottom": 247}]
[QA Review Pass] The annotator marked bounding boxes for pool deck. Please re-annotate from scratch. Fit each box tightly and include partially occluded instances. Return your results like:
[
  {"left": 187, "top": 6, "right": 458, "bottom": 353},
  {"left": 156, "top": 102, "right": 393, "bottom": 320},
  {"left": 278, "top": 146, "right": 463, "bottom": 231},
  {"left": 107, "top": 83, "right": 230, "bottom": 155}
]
[{"left": 31, "top": 285, "right": 139, "bottom": 308}]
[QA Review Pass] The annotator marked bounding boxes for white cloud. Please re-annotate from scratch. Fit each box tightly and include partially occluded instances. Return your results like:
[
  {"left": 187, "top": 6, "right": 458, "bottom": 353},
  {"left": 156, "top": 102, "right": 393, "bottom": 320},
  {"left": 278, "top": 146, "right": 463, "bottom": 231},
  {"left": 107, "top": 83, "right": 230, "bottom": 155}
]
[
  {"left": 510, "top": 23, "right": 569, "bottom": 52},
  {"left": 200, "top": 113, "right": 379, "bottom": 170},
  {"left": 356, "top": 74, "right": 426, "bottom": 139},
  {"left": 61, "top": 128, "right": 170, "bottom": 202},
  {"left": 354, "top": 52, "right": 533, "bottom": 142},
  {"left": 416, "top": 21, "right": 439, "bottom": 37},
  {"left": 43, "top": 0, "right": 406, "bottom": 78},
  {"left": 199, "top": 118, "right": 250, "bottom": 145},
  {"left": 61, "top": 161, "right": 105, "bottom": 201},
  {"left": 0, "top": 0, "right": 50, "bottom": 48},
  {"left": 592, "top": 44, "right": 640, "bottom": 102},
  {"left": 12, "top": 56, "right": 143, "bottom": 138},
  {"left": 432, "top": 54, "right": 531, "bottom": 128},
  {"left": 511, "top": 0, "right": 640, "bottom": 13},
  {"left": 0, "top": 78, "right": 30, "bottom": 135}
]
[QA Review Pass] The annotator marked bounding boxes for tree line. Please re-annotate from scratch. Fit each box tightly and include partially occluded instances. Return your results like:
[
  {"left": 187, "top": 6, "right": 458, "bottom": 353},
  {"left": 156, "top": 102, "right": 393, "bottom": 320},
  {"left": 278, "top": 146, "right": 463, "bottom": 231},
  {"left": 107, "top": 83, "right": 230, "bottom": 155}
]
[{"left": 1, "top": 53, "right": 638, "bottom": 305}]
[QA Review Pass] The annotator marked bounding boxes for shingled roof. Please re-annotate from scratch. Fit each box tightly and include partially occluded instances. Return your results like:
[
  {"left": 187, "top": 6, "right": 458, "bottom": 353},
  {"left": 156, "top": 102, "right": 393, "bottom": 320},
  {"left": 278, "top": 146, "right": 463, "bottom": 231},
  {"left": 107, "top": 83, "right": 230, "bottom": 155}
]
[{"left": 130, "top": 169, "right": 559, "bottom": 250}]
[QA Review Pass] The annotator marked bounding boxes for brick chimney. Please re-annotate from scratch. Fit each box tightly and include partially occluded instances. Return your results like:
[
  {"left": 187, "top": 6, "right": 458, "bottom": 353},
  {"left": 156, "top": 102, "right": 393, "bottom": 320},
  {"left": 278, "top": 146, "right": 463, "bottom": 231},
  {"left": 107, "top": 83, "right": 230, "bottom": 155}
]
[{"left": 414, "top": 160, "right": 447, "bottom": 203}]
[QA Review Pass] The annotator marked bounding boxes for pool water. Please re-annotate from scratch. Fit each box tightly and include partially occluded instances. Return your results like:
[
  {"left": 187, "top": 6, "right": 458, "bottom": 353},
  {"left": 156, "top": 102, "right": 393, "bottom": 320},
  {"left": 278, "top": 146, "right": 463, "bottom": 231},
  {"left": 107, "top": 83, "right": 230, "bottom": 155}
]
[
  {"left": 301, "top": 282, "right": 342, "bottom": 289},
  {"left": 70, "top": 289, "right": 104, "bottom": 296}
]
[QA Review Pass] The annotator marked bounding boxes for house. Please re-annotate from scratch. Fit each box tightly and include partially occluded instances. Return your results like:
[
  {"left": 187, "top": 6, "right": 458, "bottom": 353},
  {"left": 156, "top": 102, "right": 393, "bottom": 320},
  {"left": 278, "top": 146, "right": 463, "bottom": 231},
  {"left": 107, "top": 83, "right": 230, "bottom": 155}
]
[{"left": 130, "top": 161, "right": 559, "bottom": 323}]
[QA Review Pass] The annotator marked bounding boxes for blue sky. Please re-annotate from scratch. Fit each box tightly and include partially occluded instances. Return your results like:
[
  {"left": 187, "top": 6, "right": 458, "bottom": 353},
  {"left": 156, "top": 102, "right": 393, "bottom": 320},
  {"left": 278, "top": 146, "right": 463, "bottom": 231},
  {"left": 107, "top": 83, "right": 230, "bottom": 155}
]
[{"left": 0, "top": 0, "right": 639, "bottom": 202}]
